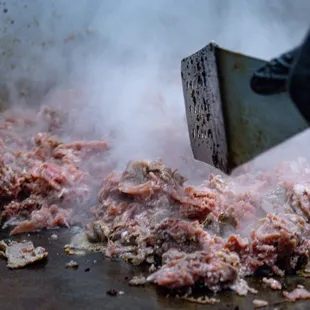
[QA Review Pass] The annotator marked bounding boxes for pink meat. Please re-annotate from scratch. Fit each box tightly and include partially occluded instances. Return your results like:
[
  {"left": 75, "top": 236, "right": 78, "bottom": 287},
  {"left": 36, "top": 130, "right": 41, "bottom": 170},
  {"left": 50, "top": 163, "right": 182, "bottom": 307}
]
[
  {"left": 0, "top": 104, "right": 109, "bottom": 234},
  {"left": 283, "top": 287, "right": 310, "bottom": 302},
  {"left": 86, "top": 159, "right": 310, "bottom": 293},
  {"left": 262, "top": 277, "right": 282, "bottom": 290},
  {"left": 146, "top": 249, "right": 239, "bottom": 292},
  {"left": 10, "top": 205, "right": 72, "bottom": 235},
  {"left": 2, "top": 101, "right": 310, "bottom": 297}
]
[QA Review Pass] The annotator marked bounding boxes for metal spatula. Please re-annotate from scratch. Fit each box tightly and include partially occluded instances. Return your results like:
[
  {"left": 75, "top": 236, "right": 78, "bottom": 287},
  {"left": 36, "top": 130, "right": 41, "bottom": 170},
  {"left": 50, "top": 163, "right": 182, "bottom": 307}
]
[{"left": 181, "top": 42, "right": 308, "bottom": 174}]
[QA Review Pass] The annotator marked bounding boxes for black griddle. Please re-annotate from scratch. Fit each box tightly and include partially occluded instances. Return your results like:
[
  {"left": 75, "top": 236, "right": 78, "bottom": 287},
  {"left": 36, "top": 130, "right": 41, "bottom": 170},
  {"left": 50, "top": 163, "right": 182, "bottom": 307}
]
[{"left": 0, "top": 227, "right": 309, "bottom": 310}]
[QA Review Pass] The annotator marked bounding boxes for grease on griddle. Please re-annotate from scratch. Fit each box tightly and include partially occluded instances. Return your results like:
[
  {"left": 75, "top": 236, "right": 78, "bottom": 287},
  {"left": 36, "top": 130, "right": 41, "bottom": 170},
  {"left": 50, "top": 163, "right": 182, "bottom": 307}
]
[
  {"left": 180, "top": 295, "right": 220, "bottom": 305},
  {"left": 64, "top": 232, "right": 105, "bottom": 256}
]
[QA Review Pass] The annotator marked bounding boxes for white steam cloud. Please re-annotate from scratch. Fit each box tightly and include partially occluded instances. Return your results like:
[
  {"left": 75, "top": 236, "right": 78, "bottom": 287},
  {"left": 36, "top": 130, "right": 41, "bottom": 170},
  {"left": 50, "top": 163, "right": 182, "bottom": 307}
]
[{"left": 0, "top": 0, "right": 310, "bottom": 182}]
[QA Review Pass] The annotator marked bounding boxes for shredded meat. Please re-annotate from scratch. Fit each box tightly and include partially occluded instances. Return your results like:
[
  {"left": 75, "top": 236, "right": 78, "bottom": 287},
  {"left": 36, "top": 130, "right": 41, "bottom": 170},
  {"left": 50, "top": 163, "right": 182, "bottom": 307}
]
[
  {"left": 85, "top": 159, "right": 310, "bottom": 294},
  {"left": 10, "top": 205, "right": 72, "bottom": 234},
  {"left": 1, "top": 104, "right": 310, "bottom": 297},
  {"left": 0, "top": 105, "right": 110, "bottom": 234},
  {"left": 146, "top": 249, "right": 240, "bottom": 292},
  {"left": 233, "top": 214, "right": 310, "bottom": 276}
]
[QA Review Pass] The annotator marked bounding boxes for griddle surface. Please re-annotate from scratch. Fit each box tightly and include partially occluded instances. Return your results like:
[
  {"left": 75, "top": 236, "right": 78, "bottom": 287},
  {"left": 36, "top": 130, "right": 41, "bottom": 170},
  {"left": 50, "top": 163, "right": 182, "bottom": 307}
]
[{"left": 0, "top": 228, "right": 309, "bottom": 310}]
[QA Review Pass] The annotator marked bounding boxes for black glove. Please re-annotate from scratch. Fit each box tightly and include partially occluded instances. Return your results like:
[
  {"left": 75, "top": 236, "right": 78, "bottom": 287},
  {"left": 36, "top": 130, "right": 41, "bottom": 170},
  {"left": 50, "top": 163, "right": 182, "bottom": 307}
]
[
  {"left": 250, "top": 47, "right": 300, "bottom": 95},
  {"left": 250, "top": 27, "right": 310, "bottom": 124},
  {"left": 288, "top": 28, "right": 310, "bottom": 124}
]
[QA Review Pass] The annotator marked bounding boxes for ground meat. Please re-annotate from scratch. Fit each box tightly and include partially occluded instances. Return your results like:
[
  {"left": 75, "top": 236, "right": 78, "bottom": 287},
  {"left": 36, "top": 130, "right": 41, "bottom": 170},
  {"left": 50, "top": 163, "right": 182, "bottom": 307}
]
[
  {"left": 262, "top": 277, "right": 282, "bottom": 290},
  {"left": 0, "top": 240, "right": 48, "bottom": 268},
  {"left": 283, "top": 286, "right": 310, "bottom": 302}
]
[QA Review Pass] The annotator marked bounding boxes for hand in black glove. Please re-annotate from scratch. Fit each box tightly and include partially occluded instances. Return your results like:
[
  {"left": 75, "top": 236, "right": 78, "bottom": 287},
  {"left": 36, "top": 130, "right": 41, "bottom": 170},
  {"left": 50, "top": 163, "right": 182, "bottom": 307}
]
[
  {"left": 250, "top": 28, "right": 310, "bottom": 124},
  {"left": 288, "top": 29, "right": 310, "bottom": 123},
  {"left": 250, "top": 47, "right": 299, "bottom": 95}
]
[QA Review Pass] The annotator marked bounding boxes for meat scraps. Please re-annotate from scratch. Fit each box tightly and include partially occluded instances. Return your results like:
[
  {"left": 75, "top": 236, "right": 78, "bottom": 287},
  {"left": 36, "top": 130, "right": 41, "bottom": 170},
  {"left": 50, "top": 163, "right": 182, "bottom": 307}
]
[
  {"left": 0, "top": 240, "right": 48, "bottom": 268},
  {"left": 66, "top": 260, "right": 79, "bottom": 268},
  {"left": 128, "top": 275, "right": 146, "bottom": 286},
  {"left": 283, "top": 286, "right": 310, "bottom": 302},
  {"left": 86, "top": 159, "right": 310, "bottom": 294},
  {"left": 262, "top": 277, "right": 282, "bottom": 290},
  {"left": 0, "top": 105, "right": 110, "bottom": 235},
  {"left": 146, "top": 249, "right": 240, "bottom": 292},
  {"left": 252, "top": 299, "right": 269, "bottom": 308}
]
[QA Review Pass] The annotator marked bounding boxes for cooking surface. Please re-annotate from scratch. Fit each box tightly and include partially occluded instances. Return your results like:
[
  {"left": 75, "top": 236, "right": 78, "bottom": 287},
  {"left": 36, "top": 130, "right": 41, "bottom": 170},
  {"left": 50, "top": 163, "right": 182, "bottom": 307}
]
[{"left": 0, "top": 228, "right": 308, "bottom": 310}]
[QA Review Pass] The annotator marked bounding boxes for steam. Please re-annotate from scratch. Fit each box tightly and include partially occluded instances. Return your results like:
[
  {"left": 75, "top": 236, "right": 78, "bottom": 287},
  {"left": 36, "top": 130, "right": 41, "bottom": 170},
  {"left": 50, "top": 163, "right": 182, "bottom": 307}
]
[{"left": 1, "top": 0, "right": 310, "bottom": 182}]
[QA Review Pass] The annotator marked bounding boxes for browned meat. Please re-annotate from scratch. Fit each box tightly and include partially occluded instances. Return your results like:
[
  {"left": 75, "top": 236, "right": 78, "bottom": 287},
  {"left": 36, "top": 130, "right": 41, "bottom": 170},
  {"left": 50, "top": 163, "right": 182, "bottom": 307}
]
[
  {"left": 0, "top": 240, "right": 48, "bottom": 268},
  {"left": 262, "top": 277, "right": 282, "bottom": 290},
  {"left": 283, "top": 286, "right": 310, "bottom": 302}
]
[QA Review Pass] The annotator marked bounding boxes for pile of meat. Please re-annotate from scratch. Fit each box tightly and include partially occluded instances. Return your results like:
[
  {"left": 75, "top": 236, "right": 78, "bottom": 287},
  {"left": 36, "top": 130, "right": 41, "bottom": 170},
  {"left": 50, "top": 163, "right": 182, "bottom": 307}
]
[
  {"left": 0, "top": 105, "right": 110, "bottom": 235},
  {"left": 1, "top": 103, "right": 310, "bottom": 296},
  {"left": 86, "top": 158, "right": 310, "bottom": 294}
]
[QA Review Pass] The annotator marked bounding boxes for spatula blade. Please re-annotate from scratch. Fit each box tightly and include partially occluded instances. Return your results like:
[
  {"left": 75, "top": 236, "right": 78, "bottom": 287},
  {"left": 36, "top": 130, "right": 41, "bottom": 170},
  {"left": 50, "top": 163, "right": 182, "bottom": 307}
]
[{"left": 181, "top": 43, "right": 308, "bottom": 174}]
